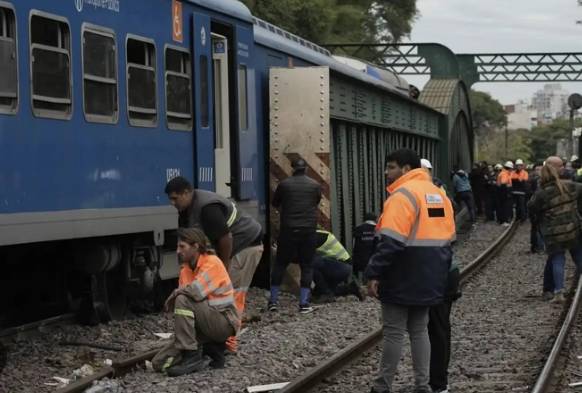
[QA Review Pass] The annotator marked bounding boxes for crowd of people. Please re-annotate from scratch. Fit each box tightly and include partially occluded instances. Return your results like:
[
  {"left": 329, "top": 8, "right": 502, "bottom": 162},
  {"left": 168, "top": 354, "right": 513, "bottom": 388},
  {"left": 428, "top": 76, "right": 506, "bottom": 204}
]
[{"left": 151, "top": 148, "right": 582, "bottom": 393}]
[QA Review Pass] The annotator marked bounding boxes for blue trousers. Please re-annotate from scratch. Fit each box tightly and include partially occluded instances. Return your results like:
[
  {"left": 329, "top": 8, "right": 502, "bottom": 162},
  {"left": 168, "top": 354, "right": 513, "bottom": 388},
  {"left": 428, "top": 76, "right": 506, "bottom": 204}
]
[{"left": 543, "top": 245, "right": 582, "bottom": 293}]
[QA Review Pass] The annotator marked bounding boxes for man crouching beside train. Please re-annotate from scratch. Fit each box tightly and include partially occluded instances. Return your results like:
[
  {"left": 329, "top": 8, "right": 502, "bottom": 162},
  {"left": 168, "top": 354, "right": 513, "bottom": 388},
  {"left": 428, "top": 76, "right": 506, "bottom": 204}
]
[
  {"left": 152, "top": 228, "right": 240, "bottom": 377},
  {"left": 366, "top": 149, "right": 455, "bottom": 393}
]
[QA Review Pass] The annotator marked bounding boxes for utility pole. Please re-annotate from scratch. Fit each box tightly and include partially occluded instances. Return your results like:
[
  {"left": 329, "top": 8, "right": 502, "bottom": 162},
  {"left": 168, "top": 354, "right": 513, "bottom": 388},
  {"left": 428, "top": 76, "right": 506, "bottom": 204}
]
[{"left": 504, "top": 121, "right": 508, "bottom": 159}]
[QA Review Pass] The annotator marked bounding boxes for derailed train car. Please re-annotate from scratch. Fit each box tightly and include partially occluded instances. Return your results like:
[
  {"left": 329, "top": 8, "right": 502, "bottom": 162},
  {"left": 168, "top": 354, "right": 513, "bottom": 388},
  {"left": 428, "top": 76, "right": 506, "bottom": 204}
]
[{"left": 0, "top": 0, "right": 473, "bottom": 323}]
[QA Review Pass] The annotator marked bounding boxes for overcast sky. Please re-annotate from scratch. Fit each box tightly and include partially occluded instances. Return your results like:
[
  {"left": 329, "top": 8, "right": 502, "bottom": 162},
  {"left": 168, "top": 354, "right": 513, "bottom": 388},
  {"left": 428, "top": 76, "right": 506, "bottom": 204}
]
[{"left": 405, "top": 0, "right": 582, "bottom": 105}]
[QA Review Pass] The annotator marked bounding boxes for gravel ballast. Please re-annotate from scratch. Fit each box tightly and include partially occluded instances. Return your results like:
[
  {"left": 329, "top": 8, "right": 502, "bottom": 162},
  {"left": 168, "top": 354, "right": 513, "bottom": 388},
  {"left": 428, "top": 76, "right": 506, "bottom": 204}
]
[{"left": 0, "top": 220, "right": 513, "bottom": 393}]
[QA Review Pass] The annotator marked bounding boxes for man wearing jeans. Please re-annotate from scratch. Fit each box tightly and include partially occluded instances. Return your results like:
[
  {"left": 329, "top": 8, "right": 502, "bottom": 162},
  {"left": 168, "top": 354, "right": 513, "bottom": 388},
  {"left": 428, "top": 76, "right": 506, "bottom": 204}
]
[
  {"left": 366, "top": 149, "right": 455, "bottom": 393},
  {"left": 269, "top": 158, "right": 322, "bottom": 313}
]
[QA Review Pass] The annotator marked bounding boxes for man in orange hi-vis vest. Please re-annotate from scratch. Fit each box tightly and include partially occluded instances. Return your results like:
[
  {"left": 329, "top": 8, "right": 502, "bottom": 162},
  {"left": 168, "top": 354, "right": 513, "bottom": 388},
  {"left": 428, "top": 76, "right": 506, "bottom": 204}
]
[
  {"left": 152, "top": 228, "right": 240, "bottom": 377},
  {"left": 366, "top": 149, "right": 455, "bottom": 393},
  {"left": 497, "top": 161, "right": 514, "bottom": 226},
  {"left": 165, "top": 177, "right": 263, "bottom": 353}
]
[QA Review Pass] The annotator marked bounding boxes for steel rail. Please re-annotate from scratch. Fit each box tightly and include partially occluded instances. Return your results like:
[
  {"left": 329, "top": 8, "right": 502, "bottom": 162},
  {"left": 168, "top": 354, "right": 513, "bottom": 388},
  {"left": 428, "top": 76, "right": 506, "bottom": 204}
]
[
  {"left": 279, "top": 219, "right": 519, "bottom": 393},
  {"left": 531, "top": 275, "right": 582, "bottom": 393},
  {"left": 55, "top": 348, "right": 161, "bottom": 393},
  {"left": 0, "top": 313, "right": 77, "bottom": 338}
]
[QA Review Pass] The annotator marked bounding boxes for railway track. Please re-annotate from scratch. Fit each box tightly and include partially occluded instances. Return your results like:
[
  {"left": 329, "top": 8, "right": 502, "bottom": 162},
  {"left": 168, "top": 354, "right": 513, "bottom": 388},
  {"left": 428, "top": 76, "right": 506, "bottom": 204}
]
[
  {"left": 279, "top": 219, "right": 519, "bottom": 393},
  {"left": 45, "top": 220, "right": 514, "bottom": 393}
]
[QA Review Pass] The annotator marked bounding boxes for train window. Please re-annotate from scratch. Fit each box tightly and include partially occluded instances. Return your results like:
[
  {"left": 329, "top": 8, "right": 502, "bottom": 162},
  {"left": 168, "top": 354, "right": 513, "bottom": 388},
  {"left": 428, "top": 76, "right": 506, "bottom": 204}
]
[
  {"left": 199, "top": 55, "right": 209, "bottom": 128},
  {"left": 30, "top": 13, "right": 72, "bottom": 119},
  {"left": 82, "top": 26, "right": 117, "bottom": 123},
  {"left": 126, "top": 36, "right": 156, "bottom": 127},
  {"left": 165, "top": 46, "right": 192, "bottom": 131},
  {"left": 0, "top": 5, "right": 17, "bottom": 114},
  {"left": 237, "top": 65, "right": 248, "bottom": 130}
]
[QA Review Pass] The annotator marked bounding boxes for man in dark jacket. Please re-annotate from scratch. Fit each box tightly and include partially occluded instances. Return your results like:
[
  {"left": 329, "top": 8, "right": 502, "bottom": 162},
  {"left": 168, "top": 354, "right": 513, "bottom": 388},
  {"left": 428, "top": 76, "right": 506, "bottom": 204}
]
[
  {"left": 366, "top": 149, "right": 455, "bottom": 393},
  {"left": 352, "top": 212, "right": 377, "bottom": 280},
  {"left": 269, "top": 158, "right": 322, "bottom": 313}
]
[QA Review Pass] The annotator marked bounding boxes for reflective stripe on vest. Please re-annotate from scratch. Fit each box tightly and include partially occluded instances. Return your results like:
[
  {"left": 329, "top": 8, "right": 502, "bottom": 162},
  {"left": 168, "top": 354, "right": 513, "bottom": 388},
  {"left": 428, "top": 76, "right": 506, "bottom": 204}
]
[
  {"left": 316, "top": 230, "right": 350, "bottom": 262},
  {"left": 226, "top": 202, "right": 238, "bottom": 228}
]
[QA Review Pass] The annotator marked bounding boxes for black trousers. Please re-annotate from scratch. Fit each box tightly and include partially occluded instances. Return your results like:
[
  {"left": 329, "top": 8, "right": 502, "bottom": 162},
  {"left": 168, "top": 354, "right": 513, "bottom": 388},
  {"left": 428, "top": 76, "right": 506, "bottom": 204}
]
[
  {"left": 271, "top": 229, "right": 316, "bottom": 288},
  {"left": 513, "top": 193, "right": 527, "bottom": 221},
  {"left": 428, "top": 301, "right": 452, "bottom": 392}
]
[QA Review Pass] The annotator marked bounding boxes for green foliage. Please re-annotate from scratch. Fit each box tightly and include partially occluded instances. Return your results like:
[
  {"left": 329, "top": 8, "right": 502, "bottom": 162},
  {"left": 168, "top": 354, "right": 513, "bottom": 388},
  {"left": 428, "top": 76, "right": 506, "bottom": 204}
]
[
  {"left": 240, "top": 0, "right": 418, "bottom": 45},
  {"left": 529, "top": 118, "right": 579, "bottom": 161},
  {"left": 470, "top": 90, "right": 507, "bottom": 130},
  {"left": 477, "top": 129, "right": 533, "bottom": 164}
]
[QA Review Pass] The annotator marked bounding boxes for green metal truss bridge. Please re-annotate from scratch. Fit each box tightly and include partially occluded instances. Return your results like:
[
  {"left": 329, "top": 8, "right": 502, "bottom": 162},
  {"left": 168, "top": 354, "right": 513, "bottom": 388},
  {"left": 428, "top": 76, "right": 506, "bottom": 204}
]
[{"left": 323, "top": 43, "right": 582, "bottom": 87}]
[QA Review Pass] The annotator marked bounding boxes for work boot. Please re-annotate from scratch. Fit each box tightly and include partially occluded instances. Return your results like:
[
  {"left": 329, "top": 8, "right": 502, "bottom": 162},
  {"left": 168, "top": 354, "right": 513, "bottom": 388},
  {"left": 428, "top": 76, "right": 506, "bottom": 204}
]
[
  {"left": 203, "top": 342, "right": 226, "bottom": 369},
  {"left": 349, "top": 280, "right": 366, "bottom": 301},
  {"left": 166, "top": 349, "right": 206, "bottom": 377}
]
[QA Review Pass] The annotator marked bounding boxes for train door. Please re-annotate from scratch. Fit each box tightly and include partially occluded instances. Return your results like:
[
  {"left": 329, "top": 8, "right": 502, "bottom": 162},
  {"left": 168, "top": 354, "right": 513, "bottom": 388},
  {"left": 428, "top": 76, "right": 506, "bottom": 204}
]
[
  {"left": 212, "top": 33, "right": 231, "bottom": 197},
  {"left": 192, "top": 13, "right": 214, "bottom": 191}
]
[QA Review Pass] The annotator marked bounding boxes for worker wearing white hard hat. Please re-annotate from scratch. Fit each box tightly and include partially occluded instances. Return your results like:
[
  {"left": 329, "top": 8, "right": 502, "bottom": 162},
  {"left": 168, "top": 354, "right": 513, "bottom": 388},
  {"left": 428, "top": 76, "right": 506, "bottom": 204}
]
[
  {"left": 511, "top": 159, "right": 529, "bottom": 221},
  {"left": 497, "top": 162, "right": 513, "bottom": 226},
  {"left": 420, "top": 158, "right": 445, "bottom": 190}
]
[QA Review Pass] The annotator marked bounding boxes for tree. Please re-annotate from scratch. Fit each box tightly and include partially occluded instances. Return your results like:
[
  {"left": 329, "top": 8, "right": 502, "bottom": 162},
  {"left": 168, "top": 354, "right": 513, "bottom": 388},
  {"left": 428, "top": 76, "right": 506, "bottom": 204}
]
[
  {"left": 529, "top": 118, "right": 578, "bottom": 161},
  {"left": 470, "top": 90, "right": 507, "bottom": 131},
  {"left": 477, "top": 128, "right": 533, "bottom": 164},
  {"left": 240, "top": 0, "right": 418, "bottom": 45}
]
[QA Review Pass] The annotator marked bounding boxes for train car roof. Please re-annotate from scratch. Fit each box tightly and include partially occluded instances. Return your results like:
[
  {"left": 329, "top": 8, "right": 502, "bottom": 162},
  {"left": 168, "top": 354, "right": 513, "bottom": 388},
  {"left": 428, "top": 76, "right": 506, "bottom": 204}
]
[
  {"left": 252, "top": 18, "right": 440, "bottom": 112},
  {"left": 186, "top": 0, "right": 253, "bottom": 23}
]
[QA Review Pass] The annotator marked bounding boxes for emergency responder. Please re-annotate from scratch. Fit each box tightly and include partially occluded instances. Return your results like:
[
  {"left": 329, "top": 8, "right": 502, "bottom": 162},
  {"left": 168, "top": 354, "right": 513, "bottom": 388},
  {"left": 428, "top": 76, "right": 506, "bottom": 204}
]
[
  {"left": 152, "top": 228, "right": 240, "bottom": 376},
  {"left": 164, "top": 177, "right": 263, "bottom": 353},
  {"left": 420, "top": 158, "right": 444, "bottom": 189},
  {"left": 511, "top": 159, "right": 529, "bottom": 221},
  {"left": 352, "top": 212, "right": 377, "bottom": 280},
  {"left": 311, "top": 229, "right": 364, "bottom": 303},
  {"left": 497, "top": 161, "right": 514, "bottom": 226},
  {"left": 269, "top": 158, "right": 322, "bottom": 314},
  {"left": 366, "top": 149, "right": 455, "bottom": 393}
]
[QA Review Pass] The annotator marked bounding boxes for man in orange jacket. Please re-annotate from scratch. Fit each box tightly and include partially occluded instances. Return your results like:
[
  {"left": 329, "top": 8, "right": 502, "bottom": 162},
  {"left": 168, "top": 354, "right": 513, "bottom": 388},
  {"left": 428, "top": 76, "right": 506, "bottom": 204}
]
[
  {"left": 152, "top": 228, "right": 240, "bottom": 377},
  {"left": 497, "top": 161, "right": 514, "bottom": 226},
  {"left": 366, "top": 149, "right": 455, "bottom": 393}
]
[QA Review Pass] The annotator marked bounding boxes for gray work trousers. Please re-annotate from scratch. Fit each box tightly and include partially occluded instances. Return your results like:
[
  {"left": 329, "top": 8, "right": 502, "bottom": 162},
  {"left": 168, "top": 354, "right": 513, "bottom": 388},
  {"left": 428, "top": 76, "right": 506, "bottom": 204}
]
[
  {"left": 373, "top": 303, "right": 431, "bottom": 392},
  {"left": 152, "top": 296, "right": 235, "bottom": 372}
]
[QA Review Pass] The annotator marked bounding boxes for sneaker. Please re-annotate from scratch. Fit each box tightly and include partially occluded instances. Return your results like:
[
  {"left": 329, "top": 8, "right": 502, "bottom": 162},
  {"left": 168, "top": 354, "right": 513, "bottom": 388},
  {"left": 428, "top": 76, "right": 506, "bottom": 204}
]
[
  {"left": 166, "top": 349, "right": 206, "bottom": 377},
  {"left": 550, "top": 291, "right": 565, "bottom": 303},
  {"left": 502, "top": 222, "right": 511, "bottom": 227},
  {"left": 267, "top": 302, "right": 278, "bottom": 312},
  {"left": 349, "top": 280, "right": 366, "bottom": 301},
  {"left": 299, "top": 304, "right": 315, "bottom": 314},
  {"left": 542, "top": 291, "right": 554, "bottom": 301}
]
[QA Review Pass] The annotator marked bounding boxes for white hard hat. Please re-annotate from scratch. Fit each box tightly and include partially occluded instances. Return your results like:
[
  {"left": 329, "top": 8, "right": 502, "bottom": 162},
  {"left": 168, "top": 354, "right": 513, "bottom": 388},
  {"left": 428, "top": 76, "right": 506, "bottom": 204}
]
[
  {"left": 572, "top": 155, "right": 579, "bottom": 161},
  {"left": 504, "top": 161, "right": 514, "bottom": 169},
  {"left": 515, "top": 159, "right": 524, "bottom": 165},
  {"left": 420, "top": 158, "right": 433, "bottom": 169},
  {"left": 494, "top": 163, "right": 503, "bottom": 170}
]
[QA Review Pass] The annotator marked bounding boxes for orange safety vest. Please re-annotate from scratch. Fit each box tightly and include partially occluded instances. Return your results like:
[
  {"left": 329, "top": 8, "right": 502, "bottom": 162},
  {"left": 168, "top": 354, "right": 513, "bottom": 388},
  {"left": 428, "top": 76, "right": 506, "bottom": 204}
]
[
  {"left": 367, "top": 168, "right": 455, "bottom": 305},
  {"left": 497, "top": 169, "right": 513, "bottom": 186},
  {"left": 178, "top": 254, "right": 237, "bottom": 312},
  {"left": 511, "top": 170, "right": 529, "bottom": 182}
]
